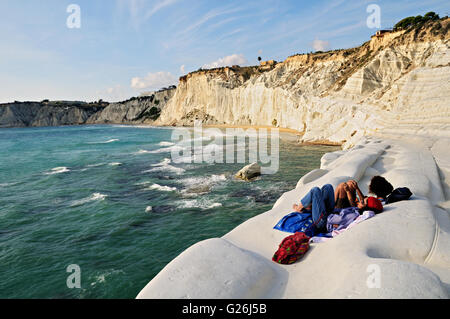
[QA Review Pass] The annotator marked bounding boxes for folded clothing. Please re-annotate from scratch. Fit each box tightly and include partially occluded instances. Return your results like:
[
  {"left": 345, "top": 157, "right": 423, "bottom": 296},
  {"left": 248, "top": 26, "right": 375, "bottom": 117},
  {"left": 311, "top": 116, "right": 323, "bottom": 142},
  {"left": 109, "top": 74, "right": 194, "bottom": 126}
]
[
  {"left": 326, "top": 207, "right": 360, "bottom": 233},
  {"left": 310, "top": 211, "right": 376, "bottom": 243}
]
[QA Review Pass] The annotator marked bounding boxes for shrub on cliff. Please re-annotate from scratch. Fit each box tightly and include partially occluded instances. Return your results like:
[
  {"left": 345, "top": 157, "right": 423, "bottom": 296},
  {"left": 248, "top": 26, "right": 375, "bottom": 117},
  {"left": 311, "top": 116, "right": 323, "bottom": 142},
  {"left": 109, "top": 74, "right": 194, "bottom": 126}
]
[{"left": 394, "top": 12, "right": 440, "bottom": 31}]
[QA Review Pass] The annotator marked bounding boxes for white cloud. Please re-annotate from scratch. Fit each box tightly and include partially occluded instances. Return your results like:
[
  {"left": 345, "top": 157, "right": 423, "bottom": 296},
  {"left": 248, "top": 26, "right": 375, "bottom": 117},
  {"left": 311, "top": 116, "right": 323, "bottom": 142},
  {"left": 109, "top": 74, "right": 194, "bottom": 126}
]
[
  {"left": 312, "top": 39, "right": 330, "bottom": 52},
  {"left": 202, "top": 54, "right": 248, "bottom": 69},
  {"left": 144, "top": 0, "right": 179, "bottom": 19},
  {"left": 179, "top": 6, "right": 244, "bottom": 37},
  {"left": 131, "top": 71, "right": 178, "bottom": 90},
  {"left": 116, "top": 0, "right": 179, "bottom": 30}
]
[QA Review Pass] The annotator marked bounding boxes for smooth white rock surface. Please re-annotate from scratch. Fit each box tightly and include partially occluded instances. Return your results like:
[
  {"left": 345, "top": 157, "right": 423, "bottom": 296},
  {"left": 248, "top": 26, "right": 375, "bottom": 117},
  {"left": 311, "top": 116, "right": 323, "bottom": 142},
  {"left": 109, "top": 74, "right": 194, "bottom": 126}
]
[{"left": 137, "top": 136, "right": 450, "bottom": 299}]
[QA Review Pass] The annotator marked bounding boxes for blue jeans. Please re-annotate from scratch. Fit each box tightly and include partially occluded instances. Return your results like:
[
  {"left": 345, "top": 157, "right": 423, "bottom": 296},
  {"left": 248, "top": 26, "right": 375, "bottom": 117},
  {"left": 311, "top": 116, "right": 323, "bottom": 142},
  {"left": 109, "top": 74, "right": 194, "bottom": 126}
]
[{"left": 300, "top": 184, "right": 335, "bottom": 231}]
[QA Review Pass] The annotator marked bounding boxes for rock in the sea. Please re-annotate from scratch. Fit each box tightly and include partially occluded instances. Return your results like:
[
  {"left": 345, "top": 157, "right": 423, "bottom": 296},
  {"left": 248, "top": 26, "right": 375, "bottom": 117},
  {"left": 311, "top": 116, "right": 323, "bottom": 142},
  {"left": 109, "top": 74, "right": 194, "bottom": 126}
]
[{"left": 235, "top": 163, "right": 261, "bottom": 181}]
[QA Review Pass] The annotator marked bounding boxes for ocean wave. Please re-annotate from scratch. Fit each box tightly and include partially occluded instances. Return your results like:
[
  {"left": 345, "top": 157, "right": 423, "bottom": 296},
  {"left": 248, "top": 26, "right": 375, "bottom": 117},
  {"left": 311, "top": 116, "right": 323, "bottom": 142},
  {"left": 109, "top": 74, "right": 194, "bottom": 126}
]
[
  {"left": 180, "top": 174, "right": 227, "bottom": 187},
  {"left": 134, "top": 146, "right": 182, "bottom": 155},
  {"left": 109, "top": 162, "right": 122, "bottom": 166},
  {"left": 45, "top": 167, "right": 70, "bottom": 175},
  {"left": 159, "top": 141, "right": 175, "bottom": 147},
  {"left": 144, "top": 165, "right": 186, "bottom": 175},
  {"left": 146, "top": 183, "right": 177, "bottom": 192},
  {"left": 151, "top": 158, "right": 172, "bottom": 167},
  {"left": 179, "top": 174, "right": 227, "bottom": 196},
  {"left": 88, "top": 139, "right": 119, "bottom": 144},
  {"left": 134, "top": 149, "right": 152, "bottom": 155},
  {"left": 135, "top": 181, "right": 152, "bottom": 186},
  {"left": 70, "top": 193, "right": 108, "bottom": 207},
  {"left": 177, "top": 199, "right": 222, "bottom": 210},
  {"left": 0, "top": 182, "right": 17, "bottom": 188},
  {"left": 147, "top": 145, "right": 185, "bottom": 154},
  {"left": 143, "top": 158, "right": 186, "bottom": 175}
]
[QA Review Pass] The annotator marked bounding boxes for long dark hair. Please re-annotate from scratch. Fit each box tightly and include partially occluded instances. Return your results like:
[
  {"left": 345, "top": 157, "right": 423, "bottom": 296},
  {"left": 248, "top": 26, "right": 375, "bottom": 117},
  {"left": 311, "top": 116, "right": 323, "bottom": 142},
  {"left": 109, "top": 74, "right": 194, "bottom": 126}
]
[{"left": 369, "top": 176, "right": 394, "bottom": 199}]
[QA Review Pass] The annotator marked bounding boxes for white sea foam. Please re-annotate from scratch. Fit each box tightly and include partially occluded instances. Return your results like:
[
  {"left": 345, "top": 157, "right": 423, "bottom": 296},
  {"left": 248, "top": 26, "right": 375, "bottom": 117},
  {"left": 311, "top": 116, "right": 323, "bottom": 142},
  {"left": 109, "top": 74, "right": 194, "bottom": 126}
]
[
  {"left": 0, "top": 182, "right": 15, "bottom": 188},
  {"left": 90, "top": 269, "right": 124, "bottom": 287},
  {"left": 135, "top": 149, "right": 152, "bottom": 155},
  {"left": 70, "top": 193, "right": 108, "bottom": 207},
  {"left": 89, "top": 139, "right": 119, "bottom": 144},
  {"left": 177, "top": 199, "right": 222, "bottom": 210},
  {"left": 179, "top": 174, "right": 227, "bottom": 196},
  {"left": 146, "top": 184, "right": 177, "bottom": 192},
  {"left": 136, "top": 181, "right": 152, "bottom": 186},
  {"left": 159, "top": 141, "right": 175, "bottom": 147},
  {"left": 45, "top": 167, "right": 70, "bottom": 175},
  {"left": 109, "top": 162, "right": 122, "bottom": 166},
  {"left": 151, "top": 158, "right": 172, "bottom": 167},
  {"left": 148, "top": 145, "right": 185, "bottom": 154},
  {"left": 145, "top": 206, "right": 153, "bottom": 213},
  {"left": 180, "top": 174, "right": 227, "bottom": 187},
  {"left": 143, "top": 162, "right": 186, "bottom": 174}
]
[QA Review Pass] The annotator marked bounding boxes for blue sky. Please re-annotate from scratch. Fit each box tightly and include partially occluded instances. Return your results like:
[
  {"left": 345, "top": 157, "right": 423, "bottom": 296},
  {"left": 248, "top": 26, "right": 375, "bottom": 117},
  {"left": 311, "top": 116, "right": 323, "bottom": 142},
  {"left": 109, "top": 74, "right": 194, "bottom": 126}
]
[{"left": 1, "top": 0, "right": 448, "bottom": 103}]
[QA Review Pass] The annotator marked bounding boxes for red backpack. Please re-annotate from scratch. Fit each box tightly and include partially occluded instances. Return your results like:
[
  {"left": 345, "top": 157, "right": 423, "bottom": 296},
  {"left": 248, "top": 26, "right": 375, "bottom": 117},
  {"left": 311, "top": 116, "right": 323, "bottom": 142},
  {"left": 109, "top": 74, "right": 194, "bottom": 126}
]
[{"left": 272, "top": 232, "right": 310, "bottom": 265}]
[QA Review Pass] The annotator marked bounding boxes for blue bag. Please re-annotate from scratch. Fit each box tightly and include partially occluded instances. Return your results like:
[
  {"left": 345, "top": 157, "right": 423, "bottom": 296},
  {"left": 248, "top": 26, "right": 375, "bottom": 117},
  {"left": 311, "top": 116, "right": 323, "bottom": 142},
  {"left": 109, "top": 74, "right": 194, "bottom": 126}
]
[{"left": 273, "top": 211, "right": 316, "bottom": 237}]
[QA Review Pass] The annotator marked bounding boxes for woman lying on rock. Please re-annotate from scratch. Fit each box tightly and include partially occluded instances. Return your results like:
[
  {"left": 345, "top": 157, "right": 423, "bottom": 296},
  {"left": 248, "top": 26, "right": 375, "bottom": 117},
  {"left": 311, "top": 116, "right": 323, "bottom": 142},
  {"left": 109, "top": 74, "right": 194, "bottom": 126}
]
[
  {"left": 292, "top": 179, "right": 368, "bottom": 218},
  {"left": 279, "top": 176, "right": 410, "bottom": 238},
  {"left": 290, "top": 179, "right": 385, "bottom": 233}
]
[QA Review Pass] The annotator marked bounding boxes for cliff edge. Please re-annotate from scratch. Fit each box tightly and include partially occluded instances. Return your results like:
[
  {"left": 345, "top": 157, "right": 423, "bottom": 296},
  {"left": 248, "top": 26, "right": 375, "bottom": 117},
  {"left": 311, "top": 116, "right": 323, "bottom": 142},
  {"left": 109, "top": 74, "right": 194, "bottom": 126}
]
[{"left": 156, "top": 18, "right": 450, "bottom": 149}]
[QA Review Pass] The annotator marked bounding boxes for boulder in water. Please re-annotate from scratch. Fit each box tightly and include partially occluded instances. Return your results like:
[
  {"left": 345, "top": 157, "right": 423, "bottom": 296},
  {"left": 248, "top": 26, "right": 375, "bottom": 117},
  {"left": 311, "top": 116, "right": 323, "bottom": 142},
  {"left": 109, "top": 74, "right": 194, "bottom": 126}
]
[{"left": 235, "top": 163, "right": 261, "bottom": 181}]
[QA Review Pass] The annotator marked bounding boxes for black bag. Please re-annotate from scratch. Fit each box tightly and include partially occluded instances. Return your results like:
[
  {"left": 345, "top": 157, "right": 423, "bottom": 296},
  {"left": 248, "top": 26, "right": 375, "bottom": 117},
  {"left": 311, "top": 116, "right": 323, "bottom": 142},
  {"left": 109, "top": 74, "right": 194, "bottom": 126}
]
[{"left": 386, "top": 187, "right": 413, "bottom": 204}]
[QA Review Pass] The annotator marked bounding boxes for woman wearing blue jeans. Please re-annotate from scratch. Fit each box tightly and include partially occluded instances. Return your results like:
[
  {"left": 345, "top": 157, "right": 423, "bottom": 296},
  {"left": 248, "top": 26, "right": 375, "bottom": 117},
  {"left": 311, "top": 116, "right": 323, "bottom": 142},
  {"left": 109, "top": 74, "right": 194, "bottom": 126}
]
[{"left": 292, "top": 184, "right": 335, "bottom": 232}]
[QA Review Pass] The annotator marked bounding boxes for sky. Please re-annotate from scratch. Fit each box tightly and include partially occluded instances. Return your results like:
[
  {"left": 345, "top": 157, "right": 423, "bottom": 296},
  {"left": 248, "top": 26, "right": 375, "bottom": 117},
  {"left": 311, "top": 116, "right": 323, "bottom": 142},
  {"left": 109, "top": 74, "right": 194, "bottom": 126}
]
[{"left": 1, "top": 0, "right": 449, "bottom": 103}]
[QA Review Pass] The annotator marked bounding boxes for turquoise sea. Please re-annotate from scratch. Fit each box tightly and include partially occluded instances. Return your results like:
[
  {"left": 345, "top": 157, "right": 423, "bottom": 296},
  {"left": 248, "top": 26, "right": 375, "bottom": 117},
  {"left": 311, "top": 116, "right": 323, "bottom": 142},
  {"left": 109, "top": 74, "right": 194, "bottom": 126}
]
[{"left": 0, "top": 125, "right": 338, "bottom": 298}]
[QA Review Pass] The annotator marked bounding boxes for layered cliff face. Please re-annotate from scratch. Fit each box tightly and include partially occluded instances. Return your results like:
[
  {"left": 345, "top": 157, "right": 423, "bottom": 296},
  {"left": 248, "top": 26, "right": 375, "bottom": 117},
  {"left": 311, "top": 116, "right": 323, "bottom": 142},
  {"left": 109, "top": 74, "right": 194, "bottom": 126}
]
[
  {"left": 86, "top": 88, "right": 175, "bottom": 125},
  {"left": 157, "top": 18, "right": 450, "bottom": 148},
  {"left": 0, "top": 88, "right": 175, "bottom": 128},
  {"left": 0, "top": 102, "right": 105, "bottom": 128}
]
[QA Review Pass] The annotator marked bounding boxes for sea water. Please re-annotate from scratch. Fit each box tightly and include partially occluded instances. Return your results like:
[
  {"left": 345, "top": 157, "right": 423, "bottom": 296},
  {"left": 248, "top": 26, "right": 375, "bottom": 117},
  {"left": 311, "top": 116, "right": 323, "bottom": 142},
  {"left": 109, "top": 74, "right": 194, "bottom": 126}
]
[{"left": 0, "top": 125, "right": 338, "bottom": 298}]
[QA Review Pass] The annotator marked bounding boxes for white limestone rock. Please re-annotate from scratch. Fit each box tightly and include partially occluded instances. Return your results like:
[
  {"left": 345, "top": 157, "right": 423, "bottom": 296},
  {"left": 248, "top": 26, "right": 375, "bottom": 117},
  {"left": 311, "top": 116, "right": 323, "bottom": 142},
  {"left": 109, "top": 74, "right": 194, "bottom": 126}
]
[
  {"left": 235, "top": 162, "right": 261, "bottom": 181},
  {"left": 137, "top": 138, "right": 450, "bottom": 299}
]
